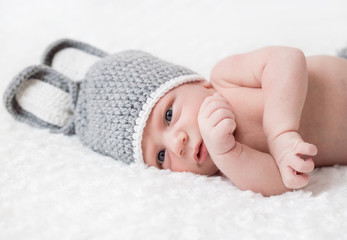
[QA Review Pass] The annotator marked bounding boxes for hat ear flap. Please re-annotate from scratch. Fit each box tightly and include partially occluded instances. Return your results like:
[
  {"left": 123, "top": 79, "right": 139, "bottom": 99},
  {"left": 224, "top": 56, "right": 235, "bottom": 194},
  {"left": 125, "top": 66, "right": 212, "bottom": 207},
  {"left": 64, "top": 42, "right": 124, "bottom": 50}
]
[
  {"left": 41, "top": 38, "right": 108, "bottom": 80},
  {"left": 3, "top": 65, "right": 78, "bottom": 135}
]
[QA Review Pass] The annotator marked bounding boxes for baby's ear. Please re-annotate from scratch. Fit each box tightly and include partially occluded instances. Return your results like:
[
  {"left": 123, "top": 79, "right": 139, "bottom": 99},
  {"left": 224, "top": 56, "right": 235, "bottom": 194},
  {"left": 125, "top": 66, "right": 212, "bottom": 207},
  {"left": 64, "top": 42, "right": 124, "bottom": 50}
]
[
  {"left": 41, "top": 38, "right": 108, "bottom": 80},
  {"left": 3, "top": 65, "right": 78, "bottom": 135}
]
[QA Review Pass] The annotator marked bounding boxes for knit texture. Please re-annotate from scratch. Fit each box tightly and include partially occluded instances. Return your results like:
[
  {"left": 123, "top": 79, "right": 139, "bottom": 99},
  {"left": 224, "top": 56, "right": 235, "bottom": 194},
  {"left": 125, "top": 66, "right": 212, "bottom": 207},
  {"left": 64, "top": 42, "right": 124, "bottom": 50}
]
[
  {"left": 15, "top": 79, "right": 73, "bottom": 127},
  {"left": 3, "top": 64, "right": 78, "bottom": 135},
  {"left": 3, "top": 39, "right": 205, "bottom": 164},
  {"left": 75, "top": 50, "right": 203, "bottom": 164},
  {"left": 42, "top": 38, "right": 108, "bottom": 66}
]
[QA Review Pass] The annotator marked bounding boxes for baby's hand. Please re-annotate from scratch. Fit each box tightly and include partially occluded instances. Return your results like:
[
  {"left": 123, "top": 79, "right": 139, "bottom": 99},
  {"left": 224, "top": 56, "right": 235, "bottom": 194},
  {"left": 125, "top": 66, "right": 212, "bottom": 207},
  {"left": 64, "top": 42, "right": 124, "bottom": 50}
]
[
  {"left": 269, "top": 131, "right": 318, "bottom": 189},
  {"left": 198, "top": 92, "right": 236, "bottom": 156}
]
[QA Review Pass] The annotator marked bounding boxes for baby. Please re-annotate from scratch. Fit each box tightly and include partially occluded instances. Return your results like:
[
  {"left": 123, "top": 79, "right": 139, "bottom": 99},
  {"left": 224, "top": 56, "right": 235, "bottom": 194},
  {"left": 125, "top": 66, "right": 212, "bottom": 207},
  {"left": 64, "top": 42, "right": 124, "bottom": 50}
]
[
  {"left": 142, "top": 47, "right": 347, "bottom": 196},
  {"left": 4, "top": 39, "right": 347, "bottom": 196}
]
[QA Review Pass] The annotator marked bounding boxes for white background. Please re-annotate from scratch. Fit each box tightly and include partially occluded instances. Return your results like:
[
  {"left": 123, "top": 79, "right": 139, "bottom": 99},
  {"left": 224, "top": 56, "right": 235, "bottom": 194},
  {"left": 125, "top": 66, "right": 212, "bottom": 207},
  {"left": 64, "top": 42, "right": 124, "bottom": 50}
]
[{"left": 1, "top": 1, "right": 347, "bottom": 239}]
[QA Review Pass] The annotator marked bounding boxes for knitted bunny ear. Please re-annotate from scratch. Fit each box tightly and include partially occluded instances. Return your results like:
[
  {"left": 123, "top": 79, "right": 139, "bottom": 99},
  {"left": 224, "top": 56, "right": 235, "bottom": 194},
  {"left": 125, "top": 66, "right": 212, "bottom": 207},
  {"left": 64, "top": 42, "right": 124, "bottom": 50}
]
[
  {"left": 3, "top": 65, "right": 79, "bottom": 135},
  {"left": 41, "top": 38, "right": 108, "bottom": 80}
]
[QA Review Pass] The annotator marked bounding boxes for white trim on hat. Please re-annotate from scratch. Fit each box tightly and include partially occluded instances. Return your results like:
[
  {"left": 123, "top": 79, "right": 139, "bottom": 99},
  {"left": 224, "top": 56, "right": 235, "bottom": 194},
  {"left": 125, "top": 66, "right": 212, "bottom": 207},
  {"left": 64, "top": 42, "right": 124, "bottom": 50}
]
[{"left": 132, "top": 74, "right": 206, "bottom": 165}]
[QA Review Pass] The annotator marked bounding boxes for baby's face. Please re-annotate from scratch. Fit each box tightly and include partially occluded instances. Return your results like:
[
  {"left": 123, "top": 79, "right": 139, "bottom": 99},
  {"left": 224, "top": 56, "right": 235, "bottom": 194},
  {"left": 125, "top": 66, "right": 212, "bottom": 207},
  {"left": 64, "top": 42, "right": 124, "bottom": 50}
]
[{"left": 142, "top": 81, "right": 219, "bottom": 176}]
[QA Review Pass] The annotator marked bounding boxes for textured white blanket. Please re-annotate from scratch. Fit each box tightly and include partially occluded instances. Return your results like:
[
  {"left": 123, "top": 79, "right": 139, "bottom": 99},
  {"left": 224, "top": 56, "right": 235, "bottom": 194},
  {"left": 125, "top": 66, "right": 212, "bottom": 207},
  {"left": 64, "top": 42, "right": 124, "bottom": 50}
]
[{"left": 1, "top": 1, "right": 347, "bottom": 239}]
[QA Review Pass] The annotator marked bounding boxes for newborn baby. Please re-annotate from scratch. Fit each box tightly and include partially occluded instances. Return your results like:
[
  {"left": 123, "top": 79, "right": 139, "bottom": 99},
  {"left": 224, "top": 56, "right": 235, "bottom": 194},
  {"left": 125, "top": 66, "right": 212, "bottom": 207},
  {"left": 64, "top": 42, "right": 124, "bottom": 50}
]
[
  {"left": 142, "top": 47, "right": 347, "bottom": 196},
  {"left": 4, "top": 39, "right": 347, "bottom": 196}
]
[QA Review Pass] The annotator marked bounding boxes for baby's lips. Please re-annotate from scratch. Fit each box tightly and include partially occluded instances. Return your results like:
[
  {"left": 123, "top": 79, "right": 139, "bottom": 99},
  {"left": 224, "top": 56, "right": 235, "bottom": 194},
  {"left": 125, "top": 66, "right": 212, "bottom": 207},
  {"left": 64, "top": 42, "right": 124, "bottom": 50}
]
[{"left": 193, "top": 140, "right": 208, "bottom": 165}]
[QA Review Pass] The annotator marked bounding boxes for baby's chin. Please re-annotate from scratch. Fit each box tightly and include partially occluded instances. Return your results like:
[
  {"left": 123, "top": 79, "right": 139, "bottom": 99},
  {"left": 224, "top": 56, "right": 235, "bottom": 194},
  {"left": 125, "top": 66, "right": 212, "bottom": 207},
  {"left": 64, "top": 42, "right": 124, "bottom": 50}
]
[
  {"left": 192, "top": 158, "right": 219, "bottom": 176},
  {"left": 191, "top": 168, "right": 219, "bottom": 177}
]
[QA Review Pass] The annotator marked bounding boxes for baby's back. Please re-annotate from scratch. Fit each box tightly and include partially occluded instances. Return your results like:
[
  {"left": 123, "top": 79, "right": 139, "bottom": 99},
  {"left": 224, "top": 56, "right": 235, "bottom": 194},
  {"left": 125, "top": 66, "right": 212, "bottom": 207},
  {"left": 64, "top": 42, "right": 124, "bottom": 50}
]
[{"left": 300, "top": 55, "right": 347, "bottom": 166}]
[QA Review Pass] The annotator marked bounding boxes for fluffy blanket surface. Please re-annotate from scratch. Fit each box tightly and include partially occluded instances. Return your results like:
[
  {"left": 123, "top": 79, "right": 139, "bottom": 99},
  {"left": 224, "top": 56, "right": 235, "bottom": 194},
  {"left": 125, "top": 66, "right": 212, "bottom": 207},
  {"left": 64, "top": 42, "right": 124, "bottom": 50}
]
[{"left": 1, "top": 1, "right": 347, "bottom": 239}]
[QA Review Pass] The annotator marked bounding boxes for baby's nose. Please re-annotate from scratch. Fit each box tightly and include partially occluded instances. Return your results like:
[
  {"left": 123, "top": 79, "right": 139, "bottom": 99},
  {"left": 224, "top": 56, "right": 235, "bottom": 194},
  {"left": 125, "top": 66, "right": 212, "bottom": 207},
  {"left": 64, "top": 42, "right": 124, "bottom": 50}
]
[{"left": 171, "top": 130, "right": 188, "bottom": 157}]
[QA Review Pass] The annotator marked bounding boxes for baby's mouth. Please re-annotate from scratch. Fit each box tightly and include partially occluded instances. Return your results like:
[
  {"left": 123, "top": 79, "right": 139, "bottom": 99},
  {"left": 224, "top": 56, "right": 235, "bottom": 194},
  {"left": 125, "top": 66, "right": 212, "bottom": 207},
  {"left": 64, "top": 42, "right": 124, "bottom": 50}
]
[
  {"left": 194, "top": 140, "right": 208, "bottom": 165},
  {"left": 197, "top": 143, "right": 202, "bottom": 158}
]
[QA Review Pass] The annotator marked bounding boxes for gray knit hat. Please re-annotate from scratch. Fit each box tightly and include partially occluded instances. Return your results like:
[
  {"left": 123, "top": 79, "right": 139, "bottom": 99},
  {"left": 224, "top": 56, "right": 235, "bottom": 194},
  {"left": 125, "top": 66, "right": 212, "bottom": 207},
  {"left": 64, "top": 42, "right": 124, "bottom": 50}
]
[{"left": 3, "top": 39, "right": 205, "bottom": 164}]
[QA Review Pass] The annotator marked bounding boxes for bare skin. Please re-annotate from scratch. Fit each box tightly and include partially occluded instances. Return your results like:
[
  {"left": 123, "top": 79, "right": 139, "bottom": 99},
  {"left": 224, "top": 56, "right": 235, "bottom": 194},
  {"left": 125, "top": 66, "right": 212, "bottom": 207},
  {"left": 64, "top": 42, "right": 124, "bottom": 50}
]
[
  {"left": 212, "top": 53, "right": 347, "bottom": 167},
  {"left": 142, "top": 47, "right": 347, "bottom": 196}
]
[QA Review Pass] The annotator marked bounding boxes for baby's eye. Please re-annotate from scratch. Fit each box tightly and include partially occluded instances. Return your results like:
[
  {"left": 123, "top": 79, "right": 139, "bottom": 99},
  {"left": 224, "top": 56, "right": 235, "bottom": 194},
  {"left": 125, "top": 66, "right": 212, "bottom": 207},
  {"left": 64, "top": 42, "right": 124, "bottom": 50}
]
[
  {"left": 157, "top": 149, "right": 166, "bottom": 165},
  {"left": 165, "top": 107, "right": 173, "bottom": 124}
]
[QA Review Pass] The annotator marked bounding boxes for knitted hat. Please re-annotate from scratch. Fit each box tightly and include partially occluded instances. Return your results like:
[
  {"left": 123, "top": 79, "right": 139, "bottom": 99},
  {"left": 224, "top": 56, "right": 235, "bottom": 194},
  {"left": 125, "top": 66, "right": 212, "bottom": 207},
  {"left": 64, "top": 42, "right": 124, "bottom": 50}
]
[{"left": 3, "top": 39, "right": 205, "bottom": 164}]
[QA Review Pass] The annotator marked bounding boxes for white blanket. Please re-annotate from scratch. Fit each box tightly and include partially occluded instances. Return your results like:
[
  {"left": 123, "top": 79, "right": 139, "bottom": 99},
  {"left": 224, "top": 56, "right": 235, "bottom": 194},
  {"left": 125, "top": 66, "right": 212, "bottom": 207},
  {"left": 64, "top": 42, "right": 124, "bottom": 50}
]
[{"left": 1, "top": 1, "right": 347, "bottom": 239}]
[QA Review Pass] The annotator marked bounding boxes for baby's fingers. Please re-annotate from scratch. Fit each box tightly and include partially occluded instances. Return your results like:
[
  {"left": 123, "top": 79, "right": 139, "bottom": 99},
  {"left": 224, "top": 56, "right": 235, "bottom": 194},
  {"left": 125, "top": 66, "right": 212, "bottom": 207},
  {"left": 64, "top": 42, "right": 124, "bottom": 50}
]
[
  {"left": 209, "top": 108, "right": 235, "bottom": 127},
  {"left": 288, "top": 156, "right": 315, "bottom": 174},
  {"left": 199, "top": 94, "right": 234, "bottom": 120},
  {"left": 214, "top": 117, "right": 236, "bottom": 134},
  {"left": 281, "top": 167, "right": 310, "bottom": 189},
  {"left": 295, "top": 141, "right": 318, "bottom": 157}
]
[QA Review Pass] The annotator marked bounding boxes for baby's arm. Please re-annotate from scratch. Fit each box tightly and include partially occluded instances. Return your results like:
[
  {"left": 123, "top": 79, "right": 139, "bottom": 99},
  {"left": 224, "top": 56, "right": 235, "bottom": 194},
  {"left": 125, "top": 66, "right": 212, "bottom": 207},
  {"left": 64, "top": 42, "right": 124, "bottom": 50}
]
[
  {"left": 210, "top": 47, "right": 317, "bottom": 189},
  {"left": 198, "top": 93, "right": 289, "bottom": 196}
]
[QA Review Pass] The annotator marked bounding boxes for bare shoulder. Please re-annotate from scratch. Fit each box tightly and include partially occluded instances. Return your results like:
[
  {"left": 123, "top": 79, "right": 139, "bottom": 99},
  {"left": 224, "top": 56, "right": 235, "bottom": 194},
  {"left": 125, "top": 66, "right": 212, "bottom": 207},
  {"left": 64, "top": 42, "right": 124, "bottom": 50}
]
[
  {"left": 306, "top": 55, "right": 347, "bottom": 76},
  {"left": 305, "top": 54, "right": 347, "bottom": 100}
]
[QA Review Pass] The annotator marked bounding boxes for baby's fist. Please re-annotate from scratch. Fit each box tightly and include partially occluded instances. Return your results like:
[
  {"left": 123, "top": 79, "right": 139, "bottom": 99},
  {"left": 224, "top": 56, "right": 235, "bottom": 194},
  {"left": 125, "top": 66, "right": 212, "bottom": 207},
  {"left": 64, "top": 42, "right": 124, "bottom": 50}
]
[
  {"left": 198, "top": 92, "right": 236, "bottom": 156},
  {"left": 270, "top": 132, "right": 318, "bottom": 189}
]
